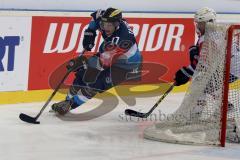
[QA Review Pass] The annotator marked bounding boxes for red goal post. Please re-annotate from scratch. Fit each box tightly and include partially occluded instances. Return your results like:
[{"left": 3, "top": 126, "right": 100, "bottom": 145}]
[{"left": 221, "top": 25, "right": 240, "bottom": 146}]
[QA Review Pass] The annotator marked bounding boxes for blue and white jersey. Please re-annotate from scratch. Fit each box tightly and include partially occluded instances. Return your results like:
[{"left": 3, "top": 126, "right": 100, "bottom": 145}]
[{"left": 87, "top": 10, "right": 142, "bottom": 70}]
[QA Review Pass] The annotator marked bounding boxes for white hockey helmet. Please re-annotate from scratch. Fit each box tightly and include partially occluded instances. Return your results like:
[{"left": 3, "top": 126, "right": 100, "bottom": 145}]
[{"left": 194, "top": 7, "right": 216, "bottom": 23}]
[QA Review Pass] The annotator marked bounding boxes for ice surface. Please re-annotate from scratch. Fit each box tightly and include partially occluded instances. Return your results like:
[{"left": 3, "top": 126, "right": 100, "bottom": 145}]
[{"left": 0, "top": 93, "right": 240, "bottom": 160}]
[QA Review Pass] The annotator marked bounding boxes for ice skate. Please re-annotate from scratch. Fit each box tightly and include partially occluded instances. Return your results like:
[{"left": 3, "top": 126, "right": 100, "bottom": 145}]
[{"left": 51, "top": 99, "right": 74, "bottom": 115}]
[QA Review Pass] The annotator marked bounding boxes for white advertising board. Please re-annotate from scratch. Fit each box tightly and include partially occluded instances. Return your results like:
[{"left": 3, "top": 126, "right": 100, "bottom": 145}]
[{"left": 0, "top": 17, "right": 31, "bottom": 91}]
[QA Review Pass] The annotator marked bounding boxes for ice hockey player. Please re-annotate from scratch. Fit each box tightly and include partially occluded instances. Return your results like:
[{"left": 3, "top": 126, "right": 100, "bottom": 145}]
[
  {"left": 174, "top": 7, "right": 239, "bottom": 143},
  {"left": 174, "top": 7, "right": 217, "bottom": 86},
  {"left": 175, "top": 7, "right": 238, "bottom": 87},
  {"left": 51, "top": 7, "right": 142, "bottom": 115}
]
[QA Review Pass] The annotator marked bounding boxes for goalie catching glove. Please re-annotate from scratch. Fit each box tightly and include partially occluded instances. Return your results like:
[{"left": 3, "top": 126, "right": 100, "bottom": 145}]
[
  {"left": 83, "top": 28, "right": 97, "bottom": 51},
  {"left": 174, "top": 66, "right": 194, "bottom": 86}
]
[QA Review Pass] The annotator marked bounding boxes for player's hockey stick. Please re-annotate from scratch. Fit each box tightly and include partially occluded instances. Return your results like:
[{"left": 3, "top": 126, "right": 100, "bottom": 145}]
[
  {"left": 19, "top": 50, "right": 86, "bottom": 124},
  {"left": 125, "top": 83, "right": 175, "bottom": 118}
]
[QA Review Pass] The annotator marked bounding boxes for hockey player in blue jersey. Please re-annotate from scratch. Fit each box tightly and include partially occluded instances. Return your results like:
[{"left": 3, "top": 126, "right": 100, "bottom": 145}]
[{"left": 51, "top": 7, "right": 142, "bottom": 115}]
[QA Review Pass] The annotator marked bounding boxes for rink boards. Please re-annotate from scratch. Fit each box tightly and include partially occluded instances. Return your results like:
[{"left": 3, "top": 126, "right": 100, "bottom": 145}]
[
  {"left": 0, "top": 83, "right": 188, "bottom": 104},
  {"left": 0, "top": 11, "right": 240, "bottom": 104}
]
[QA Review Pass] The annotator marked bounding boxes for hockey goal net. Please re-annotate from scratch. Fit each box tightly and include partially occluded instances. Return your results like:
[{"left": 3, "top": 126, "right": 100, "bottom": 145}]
[{"left": 144, "top": 23, "right": 240, "bottom": 147}]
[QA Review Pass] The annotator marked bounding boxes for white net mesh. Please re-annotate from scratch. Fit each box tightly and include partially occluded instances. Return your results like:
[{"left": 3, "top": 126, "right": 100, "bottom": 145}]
[{"left": 144, "top": 23, "right": 240, "bottom": 146}]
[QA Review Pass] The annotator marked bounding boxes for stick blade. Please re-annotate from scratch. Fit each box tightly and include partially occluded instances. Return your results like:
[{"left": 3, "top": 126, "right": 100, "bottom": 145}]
[
  {"left": 19, "top": 113, "right": 40, "bottom": 124},
  {"left": 124, "top": 109, "right": 147, "bottom": 118}
]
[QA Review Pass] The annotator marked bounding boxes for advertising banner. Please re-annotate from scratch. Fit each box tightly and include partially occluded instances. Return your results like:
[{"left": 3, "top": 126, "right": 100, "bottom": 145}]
[
  {"left": 28, "top": 16, "right": 195, "bottom": 90},
  {"left": 0, "top": 17, "right": 31, "bottom": 91}
]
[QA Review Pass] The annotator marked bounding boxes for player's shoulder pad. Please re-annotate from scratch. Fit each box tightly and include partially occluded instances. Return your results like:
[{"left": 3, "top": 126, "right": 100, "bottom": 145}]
[{"left": 117, "top": 20, "right": 135, "bottom": 40}]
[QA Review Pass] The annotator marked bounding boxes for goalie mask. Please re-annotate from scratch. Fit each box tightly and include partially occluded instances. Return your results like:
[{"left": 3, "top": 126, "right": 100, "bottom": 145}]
[
  {"left": 194, "top": 7, "right": 216, "bottom": 23},
  {"left": 100, "top": 8, "right": 122, "bottom": 36},
  {"left": 194, "top": 7, "right": 216, "bottom": 35}
]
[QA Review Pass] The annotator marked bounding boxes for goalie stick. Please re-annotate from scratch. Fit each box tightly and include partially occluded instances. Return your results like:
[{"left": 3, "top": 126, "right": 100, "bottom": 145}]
[
  {"left": 125, "top": 83, "right": 175, "bottom": 118},
  {"left": 19, "top": 50, "right": 86, "bottom": 124}
]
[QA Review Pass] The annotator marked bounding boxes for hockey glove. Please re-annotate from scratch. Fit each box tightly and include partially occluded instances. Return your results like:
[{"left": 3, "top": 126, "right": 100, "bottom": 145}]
[
  {"left": 83, "top": 28, "right": 97, "bottom": 51},
  {"left": 174, "top": 66, "right": 194, "bottom": 86},
  {"left": 66, "top": 56, "right": 87, "bottom": 72}
]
